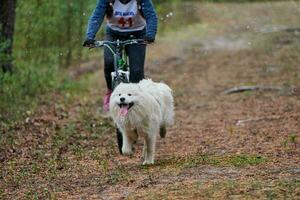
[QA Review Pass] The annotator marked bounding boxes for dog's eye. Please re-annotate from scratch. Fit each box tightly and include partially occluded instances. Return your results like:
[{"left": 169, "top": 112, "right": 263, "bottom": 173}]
[
  {"left": 118, "top": 94, "right": 121, "bottom": 96},
  {"left": 128, "top": 94, "right": 132, "bottom": 96}
]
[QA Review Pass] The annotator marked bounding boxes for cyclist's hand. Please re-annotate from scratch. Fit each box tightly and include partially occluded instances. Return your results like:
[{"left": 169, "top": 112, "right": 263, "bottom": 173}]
[
  {"left": 83, "top": 39, "right": 96, "bottom": 47},
  {"left": 144, "top": 36, "right": 155, "bottom": 44}
]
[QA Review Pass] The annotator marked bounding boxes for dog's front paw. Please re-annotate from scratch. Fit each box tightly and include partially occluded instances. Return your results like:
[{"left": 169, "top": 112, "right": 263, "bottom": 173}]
[
  {"left": 142, "top": 160, "right": 154, "bottom": 165},
  {"left": 122, "top": 146, "right": 133, "bottom": 155}
]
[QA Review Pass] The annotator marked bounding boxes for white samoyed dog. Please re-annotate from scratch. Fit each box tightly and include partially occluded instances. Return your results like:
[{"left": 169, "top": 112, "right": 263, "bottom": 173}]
[{"left": 109, "top": 79, "right": 174, "bottom": 165}]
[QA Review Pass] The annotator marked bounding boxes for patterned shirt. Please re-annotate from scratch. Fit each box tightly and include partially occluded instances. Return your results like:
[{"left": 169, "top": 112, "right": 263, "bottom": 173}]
[{"left": 107, "top": 0, "right": 146, "bottom": 32}]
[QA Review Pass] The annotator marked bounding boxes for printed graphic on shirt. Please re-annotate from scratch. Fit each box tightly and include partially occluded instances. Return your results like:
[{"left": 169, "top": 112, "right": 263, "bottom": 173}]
[
  {"left": 118, "top": 17, "right": 133, "bottom": 27},
  {"left": 107, "top": 0, "right": 146, "bottom": 32},
  {"left": 114, "top": 11, "right": 135, "bottom": 17}
]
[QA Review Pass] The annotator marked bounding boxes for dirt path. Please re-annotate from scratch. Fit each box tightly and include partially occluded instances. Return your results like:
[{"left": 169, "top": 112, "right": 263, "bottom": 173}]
[{"left": 1, "top": 1, "right": 300, "bottom": 199}]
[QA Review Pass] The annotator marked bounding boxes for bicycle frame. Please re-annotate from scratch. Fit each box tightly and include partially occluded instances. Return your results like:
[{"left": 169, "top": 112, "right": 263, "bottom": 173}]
[{"left": 94, "top": 39, "right": 145, "bottom": 89}]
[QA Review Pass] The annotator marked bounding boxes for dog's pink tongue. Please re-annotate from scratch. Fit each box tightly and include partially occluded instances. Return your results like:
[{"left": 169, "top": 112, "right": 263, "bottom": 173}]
[{"left": 119, "top": 105, "right": 129, "bottom": 117}]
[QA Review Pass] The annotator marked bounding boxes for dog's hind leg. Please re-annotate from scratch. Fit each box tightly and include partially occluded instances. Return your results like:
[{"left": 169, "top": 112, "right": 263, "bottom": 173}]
[
  {"left": 130, "top": 129, "right": 138, "bottom": 152},
  {"left": 133, "top": 129, "right": 138, "bottom": 144},
  {"left": 116, "top": 128, "right": 123, "bottom": 154},
  {"left": 159, "top": 126, "right": 166, "bottom": 138}
]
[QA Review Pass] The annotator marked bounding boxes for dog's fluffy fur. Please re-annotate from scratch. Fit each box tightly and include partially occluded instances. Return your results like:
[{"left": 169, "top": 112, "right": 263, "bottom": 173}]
[{"left": 109, "top": 79, "right": 174, "bottom": 165}]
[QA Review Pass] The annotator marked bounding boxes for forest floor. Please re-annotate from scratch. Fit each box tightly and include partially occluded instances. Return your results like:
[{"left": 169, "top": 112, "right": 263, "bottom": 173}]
[{"left": 1, "top": 1, "right": 300, "bottom": 199}]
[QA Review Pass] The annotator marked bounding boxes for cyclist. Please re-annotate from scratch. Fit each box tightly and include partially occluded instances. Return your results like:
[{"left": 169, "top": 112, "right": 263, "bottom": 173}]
[{"left": 83, "top": 0, "right": 158, "bottom": 112}]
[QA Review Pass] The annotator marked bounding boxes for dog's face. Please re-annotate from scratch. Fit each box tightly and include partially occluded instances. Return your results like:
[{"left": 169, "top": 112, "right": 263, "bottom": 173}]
[{"left": 110, "top": 83, "right": 141, "bottom": 117}]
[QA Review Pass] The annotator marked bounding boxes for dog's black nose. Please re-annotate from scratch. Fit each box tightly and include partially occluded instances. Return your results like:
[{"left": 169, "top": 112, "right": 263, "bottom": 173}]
[{"left": 120, "top": 97, "right": 125, "bottom": 102}]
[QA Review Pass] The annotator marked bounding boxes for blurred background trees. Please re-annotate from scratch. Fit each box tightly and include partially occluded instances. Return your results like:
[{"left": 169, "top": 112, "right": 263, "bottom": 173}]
[
  {"left": 1, "top": 0, "right": 282, "bottom": 72},
  {"left": 0, "top": 0, "right": 283, "bottom": 119},
  {"left": 0, "top": 0, "right": 95, "bottom": 118},
  {"left": 0, "top": 0, "right": 17, "bottom": 73},
  {"left": 14, "top": 0, "right": 92, "bottom": 68}
]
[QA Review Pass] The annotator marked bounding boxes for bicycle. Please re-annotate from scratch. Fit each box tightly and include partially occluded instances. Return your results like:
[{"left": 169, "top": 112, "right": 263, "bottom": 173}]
[
  {"left": 94, "top": 39, "right": 145, "bottom": 89},
  {"left": 89, "top": 38, "right": 146, "bottom": 154}
]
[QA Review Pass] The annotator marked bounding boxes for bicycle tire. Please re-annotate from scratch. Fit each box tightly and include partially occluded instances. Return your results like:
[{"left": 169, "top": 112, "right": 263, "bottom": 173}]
[
  {"left": 112, "top": 69, "right": 130, "bottom": 89},
  {"left": 116, "top": 128, "right": 123, "bottom": 154}
]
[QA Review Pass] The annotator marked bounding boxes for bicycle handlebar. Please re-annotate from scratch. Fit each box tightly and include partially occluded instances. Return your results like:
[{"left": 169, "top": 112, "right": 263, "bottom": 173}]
[{"left": 94, "top": 39, "right": 145, "bottom": 48}]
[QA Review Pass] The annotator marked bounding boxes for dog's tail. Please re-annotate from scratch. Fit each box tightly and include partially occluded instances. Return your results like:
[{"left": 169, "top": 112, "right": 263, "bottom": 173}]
[{"left": 160, "top": 126, "right": 167, "bottom": 138}]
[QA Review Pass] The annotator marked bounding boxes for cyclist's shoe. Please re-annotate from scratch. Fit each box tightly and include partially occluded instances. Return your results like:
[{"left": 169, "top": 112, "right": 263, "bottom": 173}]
[{"left": 103, "top": 89, "right": 112, "bottom": 112}]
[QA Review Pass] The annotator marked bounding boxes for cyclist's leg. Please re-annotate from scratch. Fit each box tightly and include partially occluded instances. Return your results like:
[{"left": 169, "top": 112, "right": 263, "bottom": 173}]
[
  {"left": 125, "top": 29, "right": 146, "bottom": 83},
  {"left": 103, "top": 33, "right": 117, "bottom": 112},
  {"left": 103, "top": 31, "right": 124, "bottom": 154},
  {"left": 126, "top": 42, "right": 146, "bottom": 83},
  {"left": 104, "top": 35, "right": 115, "bottom": 91}
]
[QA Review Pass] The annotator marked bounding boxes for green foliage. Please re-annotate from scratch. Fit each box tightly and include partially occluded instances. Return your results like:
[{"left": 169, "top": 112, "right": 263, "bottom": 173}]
[
  {"left": 225, "top": 155, "right": 266, "bottom": 167},
  {"left": 0, "top": 39, "right": 11, "bottom": 63},
  {"left": 154, "top": 0, "right": 283, "bottom": 2},
  {"left": 283, "top": 132, "right": 298, "bottom": 149},
  {"left": 14, "top": 0, "right": 97, "bottom": 66},
  {"left": 0, "top": 62, "right": 59, "bottom": 122},
  {"left": 1, "top": 0, "right": 97, "bottom": 121}
]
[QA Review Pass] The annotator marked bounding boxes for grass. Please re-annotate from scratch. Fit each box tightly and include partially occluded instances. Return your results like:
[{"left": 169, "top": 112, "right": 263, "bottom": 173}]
[
  {"left": 0, "top": 71, "right": 103, "bottom": 163},
  {"left": 0, "top": 109, "right": 117, "bottom": 199},
  {"left": 283, "top": 132, "right": 298, "bottom": 150},
  {"left": 0, "top": 64, "right": 57, "bottom": 122},
  {"left": 128, "top": 178, "right": 300, "bottom": 200},
  {"left": 1, "top": 151, "right": 267, "bottom": 199},
  {"left": 0, "top": 53, "right": 98, "bottom": 126},
  {"left": 139, "top": 154, "right": 267, "bottom": 172},
  {"left": 106, "top": 165, "right": 133, "bottom": 185}
]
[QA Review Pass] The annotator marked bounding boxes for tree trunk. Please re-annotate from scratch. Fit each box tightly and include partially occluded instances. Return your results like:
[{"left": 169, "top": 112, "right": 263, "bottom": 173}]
[
  {"left": 65, "top": 0, "right": 73, "bottom": 67},
  {"left": 0, "top": 0, "right": 17, "bottom": 73}
]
